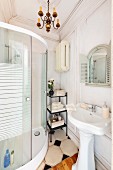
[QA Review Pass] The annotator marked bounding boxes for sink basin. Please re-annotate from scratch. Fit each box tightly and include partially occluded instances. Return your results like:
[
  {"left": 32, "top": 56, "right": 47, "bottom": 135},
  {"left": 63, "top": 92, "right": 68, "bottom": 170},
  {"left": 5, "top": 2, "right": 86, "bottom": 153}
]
[
  {"left": 68, "top": 105, "right": 111, "bottom": 170},
  {"left": 69, "top": 107, "right": 111, "bottom": 135}
]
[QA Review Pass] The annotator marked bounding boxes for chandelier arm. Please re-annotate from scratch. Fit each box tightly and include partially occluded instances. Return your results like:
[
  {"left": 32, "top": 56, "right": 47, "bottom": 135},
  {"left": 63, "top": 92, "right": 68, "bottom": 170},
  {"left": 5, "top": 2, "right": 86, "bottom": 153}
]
[
  {"left": 44, "top": 16, "right": 47, "bottom": 22},
  {"left": 40, "top": 16, "right": 44, "bottom": 22},
  {"left": 40, "top": 16, "right": 47, "bottom": 25},
  {"left": 39, "top": 20, "right": 45, "bottom": 29},
  {"left": 52, "top": 20, "right": 58, "bottom": 30},
  {"left": 50, "top": 16, "right": 53, "bottom": 22},
  {"left": 52, "top": 17, "right": 55, "bottom": 22}
]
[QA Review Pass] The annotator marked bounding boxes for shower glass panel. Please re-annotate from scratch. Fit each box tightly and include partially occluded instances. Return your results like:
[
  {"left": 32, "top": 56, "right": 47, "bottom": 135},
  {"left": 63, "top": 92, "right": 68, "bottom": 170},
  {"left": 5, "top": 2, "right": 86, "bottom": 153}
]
[
  {"left": 31, "top": 50, "right": 47, "bottom": 159},
  {"left": 0, "top": 28, "right": 31, "bottom": 169},
  {"left": 41, "top": 52, "right": 47, "bottom": 130},
  {"left": 31, "top": 37, "right": 47, "bottom": 131}
]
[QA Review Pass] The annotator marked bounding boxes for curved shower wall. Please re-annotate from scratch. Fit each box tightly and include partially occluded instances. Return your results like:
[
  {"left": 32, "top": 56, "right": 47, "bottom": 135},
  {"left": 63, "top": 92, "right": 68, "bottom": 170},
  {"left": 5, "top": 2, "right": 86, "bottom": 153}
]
[{"left": 0, "top": 22, "right": 48, "bottom": 170}]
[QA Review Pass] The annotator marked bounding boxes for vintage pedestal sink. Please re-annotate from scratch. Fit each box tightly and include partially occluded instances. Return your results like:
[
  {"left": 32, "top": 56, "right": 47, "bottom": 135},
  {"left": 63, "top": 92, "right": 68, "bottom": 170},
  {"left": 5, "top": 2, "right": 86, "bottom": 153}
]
[{"left": 68, "top": 105, "right": 111, "bottom": 170}]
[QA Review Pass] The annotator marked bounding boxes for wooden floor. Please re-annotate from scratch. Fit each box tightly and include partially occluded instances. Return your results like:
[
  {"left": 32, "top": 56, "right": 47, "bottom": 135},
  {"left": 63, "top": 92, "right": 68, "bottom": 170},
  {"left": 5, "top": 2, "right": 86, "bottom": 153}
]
[{"left": 50, "top": 153, "right": 78, "bottom": 170}]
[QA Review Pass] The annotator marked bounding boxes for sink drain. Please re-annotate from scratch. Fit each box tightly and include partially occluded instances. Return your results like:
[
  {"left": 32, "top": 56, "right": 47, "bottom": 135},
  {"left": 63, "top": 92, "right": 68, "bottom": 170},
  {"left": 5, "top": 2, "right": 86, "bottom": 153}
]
[{"left": 34, "top": 131, "right": 40, "bottom": 136}]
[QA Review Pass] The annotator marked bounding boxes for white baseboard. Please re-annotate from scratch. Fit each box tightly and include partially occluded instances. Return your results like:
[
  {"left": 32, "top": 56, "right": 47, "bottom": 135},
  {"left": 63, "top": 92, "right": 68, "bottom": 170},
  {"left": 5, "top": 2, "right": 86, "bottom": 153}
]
[
  {"left": 95, "top": 157, "right": 110, "bottom": 170},
  {"left": 67, "top": 128, "right": 111, "bottom": 170},
  {"left": 95, "top": 153, "right": 111, "bottom": 170}
]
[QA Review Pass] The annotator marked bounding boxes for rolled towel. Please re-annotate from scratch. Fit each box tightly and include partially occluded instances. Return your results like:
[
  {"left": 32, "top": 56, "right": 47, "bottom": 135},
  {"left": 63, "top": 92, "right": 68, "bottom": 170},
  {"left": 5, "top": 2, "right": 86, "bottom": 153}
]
[{"left": 80, "top": 103, "right": 88, "bottom": 109}]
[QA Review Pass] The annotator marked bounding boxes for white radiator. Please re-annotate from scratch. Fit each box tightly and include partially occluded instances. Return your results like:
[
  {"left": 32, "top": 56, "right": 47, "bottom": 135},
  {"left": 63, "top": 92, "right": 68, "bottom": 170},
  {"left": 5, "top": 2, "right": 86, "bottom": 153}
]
[{"left": 56, "top": 40, "right": 70, "bottom": 72}]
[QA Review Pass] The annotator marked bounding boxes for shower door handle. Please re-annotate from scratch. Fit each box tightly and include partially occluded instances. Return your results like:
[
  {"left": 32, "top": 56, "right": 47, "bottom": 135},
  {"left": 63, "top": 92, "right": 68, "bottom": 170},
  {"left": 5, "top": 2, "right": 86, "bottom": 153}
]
[{"left": 26, "top": 97, "right": 30, "bottom": 101}]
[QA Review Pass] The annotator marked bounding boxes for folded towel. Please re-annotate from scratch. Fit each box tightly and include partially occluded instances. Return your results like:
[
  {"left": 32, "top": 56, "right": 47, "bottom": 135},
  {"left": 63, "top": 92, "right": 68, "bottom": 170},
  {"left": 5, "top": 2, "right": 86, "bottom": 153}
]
[
  {"left": 48, "top": 105, "right": 65, "bottom": 112},
  {"left": 52, "top": 105, "right": 64, "bottom": 110},
  {"left": 54, "top": 89, "right": 65, "bottom": 96},
  {"left": 52, "top": 102, "right": 61, "bottom": 107}
]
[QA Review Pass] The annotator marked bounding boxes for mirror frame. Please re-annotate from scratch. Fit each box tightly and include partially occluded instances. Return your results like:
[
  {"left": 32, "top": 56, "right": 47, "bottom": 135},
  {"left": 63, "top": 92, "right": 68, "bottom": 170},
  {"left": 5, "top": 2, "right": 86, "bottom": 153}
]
[{"left": 86, "top": 44, "right": 111, "bottom": 87}]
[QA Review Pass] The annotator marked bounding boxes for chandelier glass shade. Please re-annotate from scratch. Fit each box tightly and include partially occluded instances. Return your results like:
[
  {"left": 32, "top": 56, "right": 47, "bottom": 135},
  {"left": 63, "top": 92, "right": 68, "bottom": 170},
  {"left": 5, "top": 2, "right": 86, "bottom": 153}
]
[{"left": 37, "top": 0, "right": 60, "bottom": 32}]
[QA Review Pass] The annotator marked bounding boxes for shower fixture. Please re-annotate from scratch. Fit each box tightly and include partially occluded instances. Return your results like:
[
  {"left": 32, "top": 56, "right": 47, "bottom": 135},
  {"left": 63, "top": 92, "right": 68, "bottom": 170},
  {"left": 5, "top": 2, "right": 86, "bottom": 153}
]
[{"left": 5, "top": 44, "right": 10, "bottom": 62}]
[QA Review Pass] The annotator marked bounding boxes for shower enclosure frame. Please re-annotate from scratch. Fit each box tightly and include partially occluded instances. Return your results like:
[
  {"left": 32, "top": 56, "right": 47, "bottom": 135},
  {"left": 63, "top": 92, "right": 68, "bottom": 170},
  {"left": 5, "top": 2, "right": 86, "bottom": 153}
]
[{"left": 0, "top": 22, "right": 48, "bottom": 170}]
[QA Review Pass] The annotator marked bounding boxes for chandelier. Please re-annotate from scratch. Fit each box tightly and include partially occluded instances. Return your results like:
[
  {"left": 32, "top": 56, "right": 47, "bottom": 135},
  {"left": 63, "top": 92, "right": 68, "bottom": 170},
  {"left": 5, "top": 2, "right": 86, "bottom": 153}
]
[{"left": 37, "top": 0, "right": 60, "bottom": 32}]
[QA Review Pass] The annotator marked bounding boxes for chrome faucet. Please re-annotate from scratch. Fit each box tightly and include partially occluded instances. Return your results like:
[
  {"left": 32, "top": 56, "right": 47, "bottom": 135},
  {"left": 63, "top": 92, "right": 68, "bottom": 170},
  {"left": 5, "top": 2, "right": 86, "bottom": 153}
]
[
  {"left": 92, "top": 105, "right": 96, "bottom": 112},
  {"left": 84, "top": 102, "right": 102, "bottom": 112},
  {"left": 88, "top": 105, "right": 96, "bottom": 112},
  {"left": 88, "top": 104, "right": 101, "bottom": 112}
]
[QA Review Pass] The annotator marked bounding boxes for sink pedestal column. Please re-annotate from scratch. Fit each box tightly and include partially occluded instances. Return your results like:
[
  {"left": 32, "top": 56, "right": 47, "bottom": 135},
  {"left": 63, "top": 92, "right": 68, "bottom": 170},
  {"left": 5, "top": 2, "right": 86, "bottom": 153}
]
[{"left": 72, "top": 130, "right": 95, "bottom": 170}]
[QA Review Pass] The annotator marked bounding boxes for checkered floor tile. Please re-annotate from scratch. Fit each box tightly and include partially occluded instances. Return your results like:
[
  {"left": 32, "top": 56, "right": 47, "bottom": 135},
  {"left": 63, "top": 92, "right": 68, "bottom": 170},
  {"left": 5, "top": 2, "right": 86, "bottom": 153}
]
[{"left": 37, "top": 129, "right": 78, "bottom": 170}]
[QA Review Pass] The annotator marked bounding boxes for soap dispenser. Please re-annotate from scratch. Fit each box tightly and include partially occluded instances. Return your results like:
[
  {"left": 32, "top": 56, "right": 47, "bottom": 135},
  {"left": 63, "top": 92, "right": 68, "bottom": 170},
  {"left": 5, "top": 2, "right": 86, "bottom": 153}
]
[
  {"left": 102, "top": 102, "right": 109, "bottom": 118},
  {"left": 10, "top": 150, "right": 14, "bottom": 166}
]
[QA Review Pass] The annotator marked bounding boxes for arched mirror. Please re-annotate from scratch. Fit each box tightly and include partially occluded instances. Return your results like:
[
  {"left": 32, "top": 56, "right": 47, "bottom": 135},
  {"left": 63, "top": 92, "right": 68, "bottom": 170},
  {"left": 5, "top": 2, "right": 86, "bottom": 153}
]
[{"left": 86, "top": 44, "right": 111, "bottom": 86}]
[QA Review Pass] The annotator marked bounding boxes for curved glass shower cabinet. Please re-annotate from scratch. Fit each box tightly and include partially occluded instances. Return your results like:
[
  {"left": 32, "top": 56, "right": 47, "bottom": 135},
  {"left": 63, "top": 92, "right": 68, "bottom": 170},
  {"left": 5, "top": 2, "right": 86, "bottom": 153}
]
[{"left": 0, "top": 23, "right": 48, "bottom": 170}]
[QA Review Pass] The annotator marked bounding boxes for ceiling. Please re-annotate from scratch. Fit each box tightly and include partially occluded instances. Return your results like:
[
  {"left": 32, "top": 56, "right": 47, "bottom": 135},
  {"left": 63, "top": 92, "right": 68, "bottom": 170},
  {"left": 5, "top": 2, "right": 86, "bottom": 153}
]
[
  {"left": 14, "top": 0, "right": 80, "bottom": 26},
  {"left": 0, "top": 0, "right": 107, "bottom": 41},
  {"left": 0, "top": 0, "right": 82, "bottom": 41}
]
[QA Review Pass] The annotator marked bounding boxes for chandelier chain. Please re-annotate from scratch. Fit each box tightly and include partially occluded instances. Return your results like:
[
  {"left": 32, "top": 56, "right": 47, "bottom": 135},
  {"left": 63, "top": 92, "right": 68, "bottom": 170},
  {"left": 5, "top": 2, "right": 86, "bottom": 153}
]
[{"left": 47, "top": 0, "right": 50, "bottom": 13}]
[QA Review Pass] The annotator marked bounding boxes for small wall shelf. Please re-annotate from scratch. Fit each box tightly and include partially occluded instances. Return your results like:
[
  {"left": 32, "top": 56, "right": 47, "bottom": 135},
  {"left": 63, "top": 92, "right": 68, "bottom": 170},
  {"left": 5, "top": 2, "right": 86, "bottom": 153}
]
[{"left": 47, "top": 92, "right": 68, "bottom": 142}]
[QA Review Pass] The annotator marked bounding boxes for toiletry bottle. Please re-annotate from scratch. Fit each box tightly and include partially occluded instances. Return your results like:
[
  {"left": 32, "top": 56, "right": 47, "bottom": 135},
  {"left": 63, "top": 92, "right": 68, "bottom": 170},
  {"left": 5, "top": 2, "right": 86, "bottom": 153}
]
[
  {"left": 103, "top": 102, "right": 107, "bottom": 108},
  {"left": 102, "top": 102, "right": 109, "bottom": 118},
  {"left": 58, "top": 115, "right": 62, "bottom": 121},
  {"left": 10, "top": 150, "right": 14, "bottom": 166},
  {"left": 4, "top": 149, "right": 10, "bottom": 168}
]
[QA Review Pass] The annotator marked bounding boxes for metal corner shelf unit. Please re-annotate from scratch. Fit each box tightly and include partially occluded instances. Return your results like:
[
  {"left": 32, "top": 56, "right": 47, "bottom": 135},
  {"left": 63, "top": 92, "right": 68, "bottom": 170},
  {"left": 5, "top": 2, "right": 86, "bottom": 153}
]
[{"left": 47, "top": 92, "right": 68, "bottom": 142}]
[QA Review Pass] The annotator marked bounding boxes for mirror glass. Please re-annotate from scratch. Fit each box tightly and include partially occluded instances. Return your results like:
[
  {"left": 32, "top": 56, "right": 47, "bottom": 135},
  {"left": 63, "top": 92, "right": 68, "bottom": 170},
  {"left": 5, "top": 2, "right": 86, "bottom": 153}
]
[
  {"left": 80, "top": 44, "right": 111, "bottom": 87},
  {"left": 87, "top": 45, "right": 111, "bottom": 86}
]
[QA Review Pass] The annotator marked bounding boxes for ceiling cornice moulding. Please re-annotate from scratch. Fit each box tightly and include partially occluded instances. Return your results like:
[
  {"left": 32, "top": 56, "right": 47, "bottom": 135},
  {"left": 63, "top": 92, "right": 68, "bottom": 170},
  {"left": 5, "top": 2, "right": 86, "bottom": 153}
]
[
  {"left": 57, "top": 0, "right": 83, "bottom": 33},
  {"left": 0, "top": 0, "right": 16, "bottom": 22},
  {"left": 60, "top": 0, "right": 108, "bottom": 40},
  {"left": 9, "top": 16, "right": 59, "bottom": 42}
]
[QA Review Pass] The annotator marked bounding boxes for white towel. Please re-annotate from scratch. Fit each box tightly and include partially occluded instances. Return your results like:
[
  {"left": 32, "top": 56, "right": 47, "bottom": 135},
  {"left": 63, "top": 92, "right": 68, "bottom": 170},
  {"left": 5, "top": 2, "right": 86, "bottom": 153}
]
[
  {"left": 80, "top": 103, "right": 88, "bottom": 109},
  {"left": 54, "top": 89, "right": 65, "bottom": 96},
  {"left": 66, "top": 104, "right": 76, "bottom": 112},
  {"left": 48, "top": 105, "right": 65, "bottom": 113},
  {"left": 52, "top": 104, "right": 64, "bottom": 110},
  {"left": 52, "top": 102, "right": 61, "bottom": 107}
]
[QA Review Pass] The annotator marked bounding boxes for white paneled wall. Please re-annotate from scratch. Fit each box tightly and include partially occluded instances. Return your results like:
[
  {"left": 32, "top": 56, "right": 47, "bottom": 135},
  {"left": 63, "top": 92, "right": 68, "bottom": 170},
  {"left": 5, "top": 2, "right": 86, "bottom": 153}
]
[
  {"left": 60, "top": 31, "right": 77, "bottom": 104},
  {"left": 61, "top": 0, "right": 111, "bottom": 108},
  {"left": 60, "top": 0, "right": 111, "bottom": 169},
  {"left": 48, "top": 51, "right": 61, "bottom": 89},
  {"left": 78, "top": 0, "right": 111, "bottom": 109},
  {"left": 80, "top": 84, "right": 111, "bottom": 109},
  {"left": 112, "top": 0, "right": 113, "bottom": 169}
]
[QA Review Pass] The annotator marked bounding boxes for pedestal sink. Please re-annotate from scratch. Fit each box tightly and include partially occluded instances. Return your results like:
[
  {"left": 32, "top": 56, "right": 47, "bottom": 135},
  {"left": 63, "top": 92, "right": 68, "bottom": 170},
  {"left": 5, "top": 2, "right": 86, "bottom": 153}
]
[{"left": 68, "top": 105, "right": 111, "bottom": 170}]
